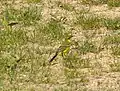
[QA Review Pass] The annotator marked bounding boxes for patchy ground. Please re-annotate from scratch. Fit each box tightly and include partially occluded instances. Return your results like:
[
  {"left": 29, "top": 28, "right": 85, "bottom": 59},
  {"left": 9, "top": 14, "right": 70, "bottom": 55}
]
[{"left": 0, "top": 0, "right": 120, "bottom": 91}]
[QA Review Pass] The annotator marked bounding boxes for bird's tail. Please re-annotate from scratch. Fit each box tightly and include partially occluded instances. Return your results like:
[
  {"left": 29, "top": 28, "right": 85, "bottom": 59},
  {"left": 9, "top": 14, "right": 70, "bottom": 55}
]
[{"left": 49, "top": 52, "right": 58, "bottom": 63}]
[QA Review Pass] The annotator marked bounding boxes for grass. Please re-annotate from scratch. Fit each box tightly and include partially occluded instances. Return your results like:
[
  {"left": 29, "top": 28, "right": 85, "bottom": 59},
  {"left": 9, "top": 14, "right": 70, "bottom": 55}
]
[
  {"left": 103, "top": 17, "right": 120, "bottom": 30},
  {"left": 107, "top": 0, "right": 120, "bottom": 7},
  {"left": 79, "top": 40, "right": 97, "bottom": 54},
  {"left": 56, "top": 1, "right": 74, "bottom": 11},
  {"left": 111, "top": 45, "right": 120, "bottom": 56},
  {"left": 63, "top": 50, "right": 91, "bottom": 69},
  {"left": 42, "top": 18, "right": 65, "bottom": 40},
  {"left": 104, "top": 34, "right": 120, "bottom": 45},
  {"left": 81, "top": 0, "right": 108, "bottom": 5},
  {"left": 81, "top": 0, "right": 120, "bottom": 7},
  {"left": 0, "top": 0, "right": 120, "bottom": 91},
  {"left": 2, "top": 4, "right": 42, "bottom": 26},
  {"left": 26, "top": 0, "right": 42, "bottom": 3},
  {"left": 76, "top": 9, "right": 120, "bottom": 30},
  {"left": 109, "top": 60, "right": 120, "bottom": 72},
  {"left": 76, "top": 14, "right": 102, "bottom": 30},
  {"left": 103, "top": 31, "right": 120, "bottom": 56}
]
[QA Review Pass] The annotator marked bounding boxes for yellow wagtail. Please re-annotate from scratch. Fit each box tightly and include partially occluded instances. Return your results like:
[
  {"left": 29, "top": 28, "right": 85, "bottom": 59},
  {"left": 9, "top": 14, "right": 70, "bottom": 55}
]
[{"left": 49, "top": 35, "right": 73, "bottom": 63}]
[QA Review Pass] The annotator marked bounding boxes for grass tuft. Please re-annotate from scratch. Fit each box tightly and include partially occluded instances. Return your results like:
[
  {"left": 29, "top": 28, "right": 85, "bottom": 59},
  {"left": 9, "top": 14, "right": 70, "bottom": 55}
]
[
  {"left": 104, "top": 34, "right": 120, "bottom": 45},
  {"left": 26, "top": 0, "right": 42, "bottom": 3},
  {"left": 81, "top": 0, "right": 108, "bottom": 5},
  {"left": 103, "top": 17, "right": 120, "bottom": 30},
  {"left": 43, "top": 19, "right": 65, "bottom": 40},
  {"left": 79, "top": 41, "right": 97, "bottom": 54},
  {"left": 76, "top": 14, "right": 102, "bottom": 30},
  {"left": 2, "top": 5, "right": 42, "bottom": 26},
  {"left": 107, "top": 0, "right": 120, "bottom": 7}
]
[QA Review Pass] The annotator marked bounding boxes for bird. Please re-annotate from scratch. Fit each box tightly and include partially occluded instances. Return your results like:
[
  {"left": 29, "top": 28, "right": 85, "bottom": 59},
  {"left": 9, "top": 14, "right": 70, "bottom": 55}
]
[{"left": 49, "top": 34, "right": 73, "bottom": 63}]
